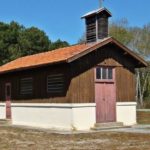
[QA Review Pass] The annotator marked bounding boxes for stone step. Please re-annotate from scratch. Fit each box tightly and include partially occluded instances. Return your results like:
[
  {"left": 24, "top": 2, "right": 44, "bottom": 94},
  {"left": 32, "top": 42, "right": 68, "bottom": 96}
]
[
  {"left": 0, "top": 119, "right": 11, "bottom": 125},
  {"left": 94, "top": 122, "right": 124, "bottom": 128},
  {"left": 91, "top": 122, "right": 125, "bottom": 130}
]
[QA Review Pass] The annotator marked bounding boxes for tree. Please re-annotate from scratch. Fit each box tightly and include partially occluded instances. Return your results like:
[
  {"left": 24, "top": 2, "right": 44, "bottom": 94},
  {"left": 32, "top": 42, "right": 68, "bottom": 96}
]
[
  {"left": 49, "top": 39, "right": 69, "bottom": 50},
  {"left": 0, "top": 21, "right": 50, "bottom": 64},
  {"left": 136, "top": 68, "right": 150, "bottom": 107},
  {"left": 0, "top": 21, "right": 22, "bottom": 64},
  {"left": 18, "top": 27, "right": 50, "bottom": 57},
  {"left": 0, "top": 21, "right": 69, "bottom": 65},
  {"left": 129, "top": 24, "right": 150, "bottom": 58},
  {"left": 78, "top": 33, "right": 86, "bottom": 44},
  {"left": 109, "top": 18, "right": 133, "bottom": 45}
]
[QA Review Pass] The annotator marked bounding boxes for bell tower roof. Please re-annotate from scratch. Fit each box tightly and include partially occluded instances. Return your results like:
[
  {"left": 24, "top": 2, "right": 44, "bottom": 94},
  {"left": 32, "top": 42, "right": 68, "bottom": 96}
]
[{"left": 81, "top": 7, "right": 112, "bottom": 19}]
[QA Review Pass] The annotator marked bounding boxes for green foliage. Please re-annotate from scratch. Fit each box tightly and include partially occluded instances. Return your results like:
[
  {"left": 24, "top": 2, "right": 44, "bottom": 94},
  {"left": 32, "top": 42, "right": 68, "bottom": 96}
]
[
  {"left": 109, "top": 19, "right": 150, "bottom": 58},
  {"left": 78, "top": 33, "right": 86, "bottom": 44},
  {"left": 49, "top": 39, "right": 69, "bottom": 50},
  {"left": 0, "top": 21, "right": 69, "bottom": 65},
  {"left": 0, "top": 21, "right": 21, "bottom": 64},
  {"left": 109, "top": 18, "right": 133, "bottom": 45},
  {"left": 18, "top": 27, "right": 50, "bottom": 56},
  {"left": 129, "top": 24, "right": 150, "bottom": 57}
]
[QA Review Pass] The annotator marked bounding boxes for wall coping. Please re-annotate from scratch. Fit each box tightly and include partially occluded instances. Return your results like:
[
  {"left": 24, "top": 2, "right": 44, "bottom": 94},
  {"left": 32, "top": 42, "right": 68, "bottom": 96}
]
[
  {"left": 116, "top": 102, "right": 137, "bottom": 106},
  {"left": 7, "top": 103, "right": 96, "bottom": 108},
  {"left": 0, "top": 103, "right": 5, "bottom": 106},
  {"left": 137, "top": 109, "right": 150, "bottom": 112}
]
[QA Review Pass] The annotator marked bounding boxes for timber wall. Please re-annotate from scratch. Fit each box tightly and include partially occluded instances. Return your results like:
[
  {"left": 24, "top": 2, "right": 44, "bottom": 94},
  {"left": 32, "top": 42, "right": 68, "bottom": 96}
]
[
  {"left": 137, "top": 109, "right": 150, "bottom": 124},
  {"left": 0, "top": 44, "right": 136, "bottom": 103}
]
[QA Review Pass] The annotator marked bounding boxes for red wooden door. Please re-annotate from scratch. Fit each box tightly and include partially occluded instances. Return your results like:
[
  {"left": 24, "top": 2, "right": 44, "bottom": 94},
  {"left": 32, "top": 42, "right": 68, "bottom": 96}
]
[
  {"left": 5, "top": 83, "right": 12, "bottom": 119},
  {"left": 95, "top": 67, "right": 116, "bottom": 123}
]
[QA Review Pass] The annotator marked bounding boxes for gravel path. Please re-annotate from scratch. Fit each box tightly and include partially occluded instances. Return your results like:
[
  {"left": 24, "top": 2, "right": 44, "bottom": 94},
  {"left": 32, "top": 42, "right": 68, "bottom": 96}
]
[{"left": 0, "top": 125, "right": 149, "bottom": 150}]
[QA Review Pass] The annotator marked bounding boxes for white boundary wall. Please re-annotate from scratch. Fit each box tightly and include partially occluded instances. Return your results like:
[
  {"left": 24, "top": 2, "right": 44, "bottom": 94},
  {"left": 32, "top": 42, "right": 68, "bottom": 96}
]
[
  {"left": 116, "top": 102, "right": 137, "bottom": 126},
  {"left": 0, "top": 102, "right": 137, "bottom": 129},
  {"left": 0, "top": 103, "right": 6, "bottom": 119},
  {"left": 11, "top": 103, "right": 96, "bottom": 130}
]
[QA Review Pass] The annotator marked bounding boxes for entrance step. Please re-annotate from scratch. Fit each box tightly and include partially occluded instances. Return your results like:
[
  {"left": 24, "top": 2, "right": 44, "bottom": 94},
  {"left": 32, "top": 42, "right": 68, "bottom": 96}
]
[
  {"left": 0, "top": 119, "right": 11, "bottom": 125},
  {"left": 91, "top": 122, "right": 125, "bottom": 130}
]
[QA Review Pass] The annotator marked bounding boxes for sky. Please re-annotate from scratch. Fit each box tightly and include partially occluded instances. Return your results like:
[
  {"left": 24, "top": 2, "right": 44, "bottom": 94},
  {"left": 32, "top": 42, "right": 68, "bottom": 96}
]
[{"left": 0, "top": 0, "right": 150, "bottom": 44}]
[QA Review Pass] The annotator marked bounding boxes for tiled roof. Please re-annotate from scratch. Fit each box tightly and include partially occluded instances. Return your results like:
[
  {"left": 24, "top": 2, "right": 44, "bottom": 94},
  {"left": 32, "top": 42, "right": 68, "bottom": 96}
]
[
  {"left": 0, "top": 37, "right": 147, "bottom": 74},
  {"left": 0, "top": 43, "right": 92, "bottom": 73}
]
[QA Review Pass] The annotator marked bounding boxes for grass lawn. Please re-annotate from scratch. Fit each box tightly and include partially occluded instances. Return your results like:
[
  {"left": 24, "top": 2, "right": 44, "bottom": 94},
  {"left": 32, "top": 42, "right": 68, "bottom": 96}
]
[{"left": 0, "top": 126, "right": 150, "bottom": 150}]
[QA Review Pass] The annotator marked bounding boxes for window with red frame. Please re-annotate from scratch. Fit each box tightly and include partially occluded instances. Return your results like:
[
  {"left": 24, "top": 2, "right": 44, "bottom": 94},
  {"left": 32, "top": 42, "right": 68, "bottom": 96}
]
[{"left": 96, "top": 67, "right": 113, "bottom": 80}]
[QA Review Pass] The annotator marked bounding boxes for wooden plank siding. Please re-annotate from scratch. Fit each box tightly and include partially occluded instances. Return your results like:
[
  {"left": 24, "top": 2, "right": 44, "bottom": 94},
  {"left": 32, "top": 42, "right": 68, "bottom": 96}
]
[
  {"left": 137, "top": 110, "right": 150, "bottom": 124},
  {"left": 69, "top": 66, "right": 94, "bottom": 103},
  {"left": 0, "top": 64, "right": 71, "bottom": 103},
  {"left": 116, "top": 67, "right": 136, "bottom": 102},
  {"left": 0, "top": 44, "right": 136, "bottom": 103}
]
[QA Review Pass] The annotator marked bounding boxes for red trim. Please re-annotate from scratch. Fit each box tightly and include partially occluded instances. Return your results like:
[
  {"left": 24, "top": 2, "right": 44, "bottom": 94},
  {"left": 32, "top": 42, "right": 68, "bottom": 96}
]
[
  {"left": 5, "top": 83, "right": 11, "bottom": 100},
  {"left": 94, "top": 66, "right": 116, "bottom": 123},
  {"left": 5, "top": 83, "right": 12, "bottom": 119},
  {"left": 95, "top": 66, "right": 115, "bottom": 82},
  {"left": 95, "top": 80, "right": 114, "bottom": 83}
]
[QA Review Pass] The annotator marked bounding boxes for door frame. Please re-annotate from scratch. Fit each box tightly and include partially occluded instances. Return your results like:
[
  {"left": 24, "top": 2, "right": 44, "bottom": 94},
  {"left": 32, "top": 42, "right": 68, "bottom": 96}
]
[
  {"left": 94, "top": 66, "right": 116, "bottom": 123},
  {"left": 5, "top": 82, "right": 12, "bottom": 119}
]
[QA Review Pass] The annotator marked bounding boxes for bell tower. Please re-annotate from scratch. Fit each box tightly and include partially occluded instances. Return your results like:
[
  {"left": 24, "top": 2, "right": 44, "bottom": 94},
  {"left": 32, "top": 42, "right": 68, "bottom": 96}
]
[{"left": 82, "top": 4, "right": 112, "bottom": 43}]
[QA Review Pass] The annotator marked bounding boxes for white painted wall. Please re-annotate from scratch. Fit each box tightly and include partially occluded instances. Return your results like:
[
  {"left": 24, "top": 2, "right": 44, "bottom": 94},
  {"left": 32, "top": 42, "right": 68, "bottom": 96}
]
[
  {"left": 0, "top": 103, "right": 6, "bottom": 119},
  {"left": 116, "top": 102, "right": 137, "bottom": 126},
  {"left": 0, "top": 102, "right": 138, "bottom": 129},
  {"left": 11, "top": 103, "right": 96, "bottom": 130},
  {"left": 72, "top": 104, "right": 96, "bottom": 130}
]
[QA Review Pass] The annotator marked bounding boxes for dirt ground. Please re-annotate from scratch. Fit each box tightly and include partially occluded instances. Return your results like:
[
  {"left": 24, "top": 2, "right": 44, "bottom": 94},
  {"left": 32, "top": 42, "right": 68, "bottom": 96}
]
[{"left": 0, "top": 126, "right": 150, "bottom": 150}]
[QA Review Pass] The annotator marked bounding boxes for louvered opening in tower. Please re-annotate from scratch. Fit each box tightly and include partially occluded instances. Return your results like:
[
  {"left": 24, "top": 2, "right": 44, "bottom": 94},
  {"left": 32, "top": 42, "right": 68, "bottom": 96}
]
[
  {"left": 86, "top": 16, "right": 97, "bottom": 43},
  {"left": 97, "top": 13, "right": 109, "bottom": 39},
  {"left": 82, "top": 8, "right": 112, "bottom": 43}
]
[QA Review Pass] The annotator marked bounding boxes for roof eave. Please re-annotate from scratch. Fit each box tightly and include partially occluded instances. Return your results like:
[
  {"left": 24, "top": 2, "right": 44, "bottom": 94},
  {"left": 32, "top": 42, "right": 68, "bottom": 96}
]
[
  {"left": 0, "top": 37, "right": 147, "bottom": 75},
  {"left": 67, "top": 37, "right": 148, "bottom": 68},
  {"left": 81, "top": 7, "right": 112, "bottom": 19},
  {"left": 110, "top": 37, "right": 148, "bottom": 67},
  {"left": 67, "top": 38, "right": 112, "bottom": 63},
  {"left": 0, "top": 60, "right": 67, "bottom": 75}
]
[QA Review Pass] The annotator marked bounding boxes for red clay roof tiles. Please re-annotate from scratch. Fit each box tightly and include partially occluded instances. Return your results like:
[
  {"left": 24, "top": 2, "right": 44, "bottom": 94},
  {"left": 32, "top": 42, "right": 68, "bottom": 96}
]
[
  {"left": 0, "top": 37, "right": 147, "bottom": 74},
  {"left": 0, "top": 43, "right": 92, "bottom": 73}
]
